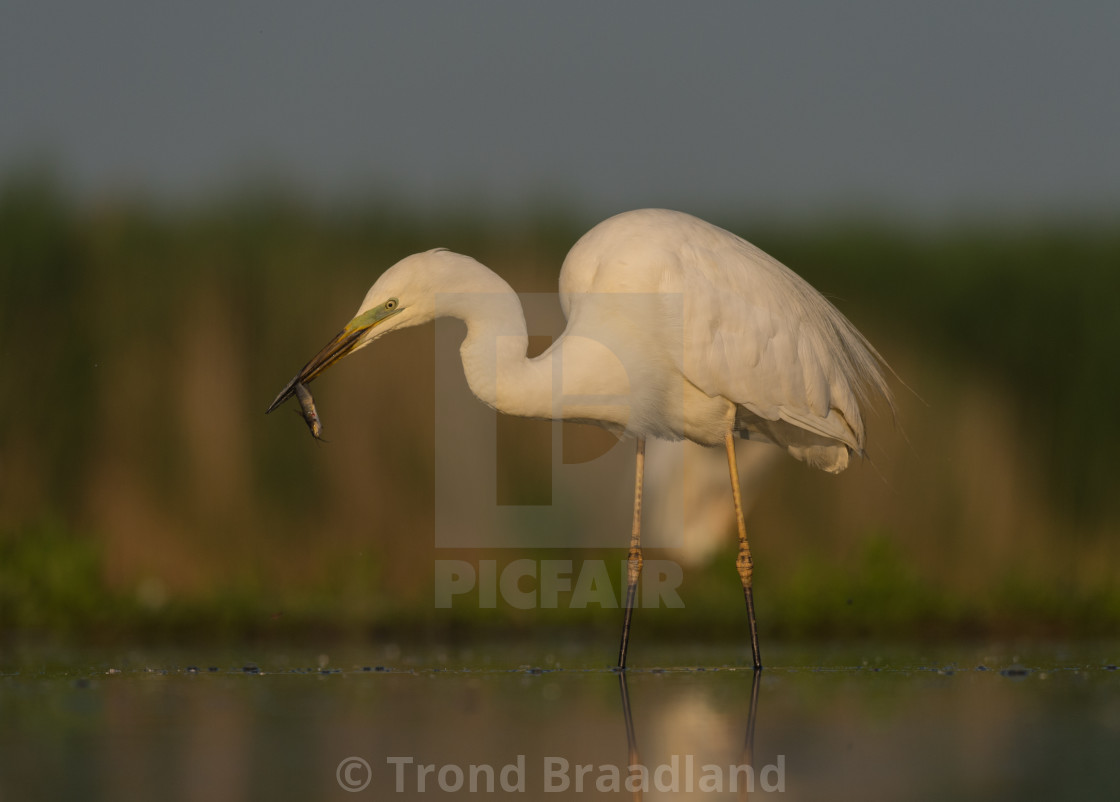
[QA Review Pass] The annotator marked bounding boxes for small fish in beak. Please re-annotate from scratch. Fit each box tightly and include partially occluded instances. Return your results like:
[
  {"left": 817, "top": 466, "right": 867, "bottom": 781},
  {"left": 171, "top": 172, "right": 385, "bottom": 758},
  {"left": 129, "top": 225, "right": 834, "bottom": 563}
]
[{"left": 294, "top": 382, "right": 324, "bottom": 441}]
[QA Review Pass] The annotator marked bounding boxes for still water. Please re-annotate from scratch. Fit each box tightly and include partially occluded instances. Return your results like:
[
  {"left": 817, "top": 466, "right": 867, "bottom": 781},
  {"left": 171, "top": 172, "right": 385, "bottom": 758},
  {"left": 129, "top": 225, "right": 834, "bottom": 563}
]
[{"left": 1, "top": 640, "right": 1118, "bottom": 801}]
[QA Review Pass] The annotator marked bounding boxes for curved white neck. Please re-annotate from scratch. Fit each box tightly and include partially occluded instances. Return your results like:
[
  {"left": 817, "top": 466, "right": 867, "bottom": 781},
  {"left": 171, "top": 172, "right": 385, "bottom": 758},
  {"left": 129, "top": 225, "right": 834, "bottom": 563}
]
[
  {"left": 433, "top": 263, "right": 551, "bottom": 419},
  {"left": 437, "top": 261, "right": 630, "bottom": 431}
]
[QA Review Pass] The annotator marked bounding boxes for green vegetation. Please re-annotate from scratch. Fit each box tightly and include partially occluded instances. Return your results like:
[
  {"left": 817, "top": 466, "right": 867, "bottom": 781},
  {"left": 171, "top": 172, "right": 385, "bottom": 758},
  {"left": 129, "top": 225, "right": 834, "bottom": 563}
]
[{"left": 1, "top": 169, "right": 1118, "bottom": 643}]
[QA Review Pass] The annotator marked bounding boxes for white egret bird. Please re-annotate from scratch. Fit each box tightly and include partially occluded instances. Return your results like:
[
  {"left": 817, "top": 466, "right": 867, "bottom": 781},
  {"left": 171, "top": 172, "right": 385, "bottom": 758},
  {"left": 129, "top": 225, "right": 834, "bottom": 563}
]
[{"left": 267, "top": 208, "right": 894, "bottom": 671}]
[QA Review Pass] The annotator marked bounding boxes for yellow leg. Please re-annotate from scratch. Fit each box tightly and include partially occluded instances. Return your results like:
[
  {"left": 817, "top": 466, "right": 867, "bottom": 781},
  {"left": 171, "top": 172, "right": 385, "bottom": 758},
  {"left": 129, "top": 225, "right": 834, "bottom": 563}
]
[
  {"left": 726, "top": 432, "right": 762, "bottom": 672},
  {"left": 616, "top": 437, "right": 645, "bottom": 670}
]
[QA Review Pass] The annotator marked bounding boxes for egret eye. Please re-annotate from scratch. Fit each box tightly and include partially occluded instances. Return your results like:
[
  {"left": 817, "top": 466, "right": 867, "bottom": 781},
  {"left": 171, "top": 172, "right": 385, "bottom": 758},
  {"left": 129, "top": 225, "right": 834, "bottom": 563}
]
[{"left": 385, "top": 298, "right": 398, "bottom": 310}]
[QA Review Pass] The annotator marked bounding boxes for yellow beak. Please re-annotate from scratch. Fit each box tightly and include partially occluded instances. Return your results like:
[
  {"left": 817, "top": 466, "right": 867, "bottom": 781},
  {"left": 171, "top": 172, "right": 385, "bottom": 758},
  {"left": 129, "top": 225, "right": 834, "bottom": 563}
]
[{"left": 265, "top": 321, "right": 372, "bottom": 413}]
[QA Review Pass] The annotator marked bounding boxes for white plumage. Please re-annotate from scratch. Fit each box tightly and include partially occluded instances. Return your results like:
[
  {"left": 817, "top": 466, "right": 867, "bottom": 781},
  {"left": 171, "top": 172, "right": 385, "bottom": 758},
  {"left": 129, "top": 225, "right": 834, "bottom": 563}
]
[
  {"left": 555, "top": 209, "right": 892, "bottom": 470},
  {"left": 268, "top": 207, "right": 896, "bottom": 670},
  {"left": 323, "top": 208, "right": 892, "bottom": 468}
]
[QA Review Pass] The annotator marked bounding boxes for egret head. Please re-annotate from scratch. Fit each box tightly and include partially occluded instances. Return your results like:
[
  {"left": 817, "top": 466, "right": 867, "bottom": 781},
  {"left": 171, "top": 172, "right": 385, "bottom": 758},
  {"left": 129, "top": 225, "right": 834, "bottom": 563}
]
[{"left": 265, "top": 249, "right": 461, "bottom": 413}]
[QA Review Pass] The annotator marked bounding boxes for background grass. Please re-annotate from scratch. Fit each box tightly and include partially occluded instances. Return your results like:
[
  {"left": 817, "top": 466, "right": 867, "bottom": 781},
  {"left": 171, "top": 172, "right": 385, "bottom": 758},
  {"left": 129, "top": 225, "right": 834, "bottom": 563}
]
[{"left": 2, "top": 168, "right": 1118, "bottom": 643}]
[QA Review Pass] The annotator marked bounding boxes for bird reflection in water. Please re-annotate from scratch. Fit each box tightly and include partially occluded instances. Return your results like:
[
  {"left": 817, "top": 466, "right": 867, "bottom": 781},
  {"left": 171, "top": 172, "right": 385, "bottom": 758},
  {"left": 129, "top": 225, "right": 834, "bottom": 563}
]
[{"left": 615, "top": 669, "right": 763, "bottom": 800}]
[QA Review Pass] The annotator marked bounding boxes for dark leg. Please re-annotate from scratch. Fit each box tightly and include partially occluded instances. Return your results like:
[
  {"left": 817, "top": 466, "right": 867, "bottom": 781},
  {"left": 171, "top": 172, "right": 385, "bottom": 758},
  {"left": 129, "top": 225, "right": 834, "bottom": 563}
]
[
  {"left": 737, "top": 668, "right": 762, "bottom": 802},
  {"left": 617, "top": 671, "right": 643, "bottom": 802},
  {"left": 726, "top": 432, "right": 762, "bottom": 672},
  {"left": 617, "top": 437, "right": 646, "bottom": 670}
]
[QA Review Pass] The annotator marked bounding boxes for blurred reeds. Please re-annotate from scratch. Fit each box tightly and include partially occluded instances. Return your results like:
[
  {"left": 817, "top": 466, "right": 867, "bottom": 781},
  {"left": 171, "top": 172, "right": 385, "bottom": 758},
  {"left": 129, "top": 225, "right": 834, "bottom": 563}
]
[{"left": 2, "top": 168, "right": 1118, "bottom": 643}]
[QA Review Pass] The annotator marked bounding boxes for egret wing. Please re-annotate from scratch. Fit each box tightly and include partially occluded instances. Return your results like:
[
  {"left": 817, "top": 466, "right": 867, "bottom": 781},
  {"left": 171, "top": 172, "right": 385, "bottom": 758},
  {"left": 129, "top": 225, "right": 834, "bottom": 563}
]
[{"left": 678, "top": 232, "right": 884, "bottom": 453}]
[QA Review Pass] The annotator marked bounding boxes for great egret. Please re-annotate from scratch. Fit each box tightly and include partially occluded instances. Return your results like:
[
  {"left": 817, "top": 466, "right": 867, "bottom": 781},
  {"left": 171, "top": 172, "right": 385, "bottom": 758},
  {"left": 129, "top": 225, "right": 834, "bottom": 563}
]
[{"left": 267, "top": 208, "right": 894, "bottom": 671}]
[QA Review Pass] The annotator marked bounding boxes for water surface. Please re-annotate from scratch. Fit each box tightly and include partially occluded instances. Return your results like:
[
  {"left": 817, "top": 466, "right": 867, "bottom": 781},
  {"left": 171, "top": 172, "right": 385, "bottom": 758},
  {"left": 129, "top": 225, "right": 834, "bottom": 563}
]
[{"left": 2, "top": 640, "right": 1117, "bottom": 800}]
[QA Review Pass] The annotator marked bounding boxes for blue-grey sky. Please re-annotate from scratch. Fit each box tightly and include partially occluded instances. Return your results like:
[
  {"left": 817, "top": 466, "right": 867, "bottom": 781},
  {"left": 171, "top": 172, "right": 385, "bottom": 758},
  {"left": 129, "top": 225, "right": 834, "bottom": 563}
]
[{"left": 3, "top": 0, "right": 1118, "bottom": 221}]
